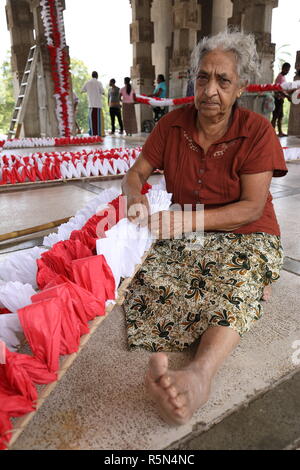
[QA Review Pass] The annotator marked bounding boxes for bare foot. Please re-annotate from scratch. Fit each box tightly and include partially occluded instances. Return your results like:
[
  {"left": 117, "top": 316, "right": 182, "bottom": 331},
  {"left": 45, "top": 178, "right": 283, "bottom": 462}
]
[
  {"left": 145, "top": 352, "right": 211, "bottom": 426},
  {"left": 262, "top": 285, "right": 272, "bottom": 301}
]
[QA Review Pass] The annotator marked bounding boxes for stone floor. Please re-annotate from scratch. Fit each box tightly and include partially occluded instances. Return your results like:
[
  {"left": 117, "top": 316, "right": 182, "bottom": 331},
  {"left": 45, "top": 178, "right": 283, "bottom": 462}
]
[{"left": 1, "top": 133, "right": 300, "bottom": 450}]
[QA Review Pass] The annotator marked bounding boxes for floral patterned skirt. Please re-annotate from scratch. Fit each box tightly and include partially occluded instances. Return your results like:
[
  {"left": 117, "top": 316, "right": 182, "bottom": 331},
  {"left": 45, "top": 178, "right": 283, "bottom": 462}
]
[{"left": 123, "top": 232, "right": 284, "bottom": 352}]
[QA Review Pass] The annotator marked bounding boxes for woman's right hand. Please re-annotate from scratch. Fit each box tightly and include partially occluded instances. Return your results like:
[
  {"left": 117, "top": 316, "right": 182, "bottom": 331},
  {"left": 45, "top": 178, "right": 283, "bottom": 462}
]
[{"left": 126, "top": 192, "right": 150, "bottom": 224}]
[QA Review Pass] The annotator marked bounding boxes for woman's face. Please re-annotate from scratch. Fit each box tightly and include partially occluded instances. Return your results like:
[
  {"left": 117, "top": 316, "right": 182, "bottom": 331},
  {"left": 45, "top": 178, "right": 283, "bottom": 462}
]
[{"left": 194, "top": 49, "right": 244, "bottom": 120}]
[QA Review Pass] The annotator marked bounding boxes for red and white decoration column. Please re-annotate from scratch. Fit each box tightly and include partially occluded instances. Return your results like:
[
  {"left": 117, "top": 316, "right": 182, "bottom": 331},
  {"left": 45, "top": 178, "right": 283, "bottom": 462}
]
[{"left": 40, "top": 0, "right": 73, "bottom": 137}]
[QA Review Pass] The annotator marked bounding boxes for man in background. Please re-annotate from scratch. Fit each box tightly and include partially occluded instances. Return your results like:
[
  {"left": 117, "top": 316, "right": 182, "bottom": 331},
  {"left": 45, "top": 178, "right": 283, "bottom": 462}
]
[{"left": 81, "top": 71, "right": 105, "bottom": 136}]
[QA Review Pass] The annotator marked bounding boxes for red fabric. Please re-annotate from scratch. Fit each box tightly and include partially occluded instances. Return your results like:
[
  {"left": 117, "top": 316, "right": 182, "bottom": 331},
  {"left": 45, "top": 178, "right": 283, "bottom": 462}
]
[
  {"left": 0, "top": 308, "right": 11, "bottom": 315},
  {"left": 70, "top": 229, "right": 97, "bottom": 252},
  {"left": 72, "top": 255, "right": 115, "bottom": 305},
  {"left": 0, "top": 349, "right": 42, "bottom": 447},
  {"left": 36, "top": 239, "right": 93, "bottom": 289},
  {"left": 1, "top": 349, "right": 38, "bottom": 404},
  {"left": 0, "top": 411, "right": 12, "bottom": 450},
  {"left": 7, "top": 353, "right": 57, "bottom": 385},
  {"left": 32, "top": 284, "right": 81, "bottom": 355},
  {"left": 0, "top": 184, "right": 152, "bottom": 449},
  {"left": 18, "top": 298, "right": 62, "bottom": 374},
  {"left": 36, "top": 276, "right": 105, "bottom": 328}
]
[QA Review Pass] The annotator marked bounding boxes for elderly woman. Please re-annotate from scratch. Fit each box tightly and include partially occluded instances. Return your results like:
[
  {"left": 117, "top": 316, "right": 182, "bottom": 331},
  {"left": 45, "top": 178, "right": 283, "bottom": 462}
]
[{"left": 121, "top": 30, "right": 288, "bottom": 425}]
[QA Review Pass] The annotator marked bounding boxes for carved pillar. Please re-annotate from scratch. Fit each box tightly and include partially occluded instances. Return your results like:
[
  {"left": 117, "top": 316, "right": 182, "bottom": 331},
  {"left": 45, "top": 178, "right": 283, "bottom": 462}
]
[
  {"left": 229, "top": 0, "right": 278, "bottom": 115},
  {"left": 5, "top": 0, "right": 40, "bottom": 136},
  {"left": 29, "top": 0, "right": 59, "bottom": 137},
  {"left": 6, "top": 0, "right": 73, "bottom": 137},
  {"left": 229, "top": 0, "right": 278, "bottom": 84},
  {"left": 211, "top": 0, "right": 232, "bottom": 35},
  {"left": 151, "top": 0, "right": 172, "bottom": 89},
  {"left": 30, "top": 0, "right": 74, "bottom": 137},
  {"left": 169, "top": 0, "right": 201, "bottom": 100},
  {"left": 130, "top": 0, "right": 155, "bottom": 130}
]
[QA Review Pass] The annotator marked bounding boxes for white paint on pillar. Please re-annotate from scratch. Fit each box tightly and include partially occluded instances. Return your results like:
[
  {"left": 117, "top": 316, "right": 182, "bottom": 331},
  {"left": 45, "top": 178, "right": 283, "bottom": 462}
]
[{"left": 211, "top": 0, "right": 233, "bottom": 35}]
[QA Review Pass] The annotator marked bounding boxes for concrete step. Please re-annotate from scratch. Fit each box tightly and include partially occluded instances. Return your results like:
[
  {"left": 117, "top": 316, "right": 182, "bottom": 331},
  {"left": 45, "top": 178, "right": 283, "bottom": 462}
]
[
  {"left": 10, "top": 269, "right": 300, "bottom": 450},
  {"left": 169, "top": 368, "right": 300, "bottom": 450}
]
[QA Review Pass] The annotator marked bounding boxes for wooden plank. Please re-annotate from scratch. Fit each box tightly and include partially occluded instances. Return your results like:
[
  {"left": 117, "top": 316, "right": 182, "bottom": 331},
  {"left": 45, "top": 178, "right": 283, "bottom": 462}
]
[
  {"left": 0, "top": 174, "right": 125, "bottom": 193},
  {"left": 0, "top": 217, "right": 71, "bottom": 242}
]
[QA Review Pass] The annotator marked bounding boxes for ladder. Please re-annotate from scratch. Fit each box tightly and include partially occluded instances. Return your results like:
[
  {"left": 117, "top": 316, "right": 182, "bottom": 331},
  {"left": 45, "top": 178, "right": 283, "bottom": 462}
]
[{"left": 8, "top": 45, "right": 39, "bottom": 139}]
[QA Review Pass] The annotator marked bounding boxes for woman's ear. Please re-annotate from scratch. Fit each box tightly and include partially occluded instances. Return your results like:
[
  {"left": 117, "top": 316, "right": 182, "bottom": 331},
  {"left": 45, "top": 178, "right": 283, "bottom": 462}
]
[{"left": 238, "top": 80, "right": 248, "bottom": 98}]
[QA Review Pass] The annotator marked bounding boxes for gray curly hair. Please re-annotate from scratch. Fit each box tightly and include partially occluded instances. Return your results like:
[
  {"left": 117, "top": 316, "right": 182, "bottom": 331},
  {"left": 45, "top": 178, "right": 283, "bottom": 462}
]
[{"left": 190, "top": 29, "right": 261, "bottom": 85}]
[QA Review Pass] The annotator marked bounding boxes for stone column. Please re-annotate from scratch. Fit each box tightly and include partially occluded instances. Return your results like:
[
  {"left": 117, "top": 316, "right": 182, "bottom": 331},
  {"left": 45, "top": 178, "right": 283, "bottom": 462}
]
[
  {"left": 5, "top": 0, "right": 40, "bottom": 136},
  {"left": 229, "top": 0, "right": 278, "bottom": 116},
  {"left": 151, "top": 0, "right": 172, "bottom": 87},
  {"left": 211, "top": 0, "right": 232, "bottom": 35},
  {"left": 130, "top": 0, "right": 155, "bottom": 130},
  {"left": 169, "top": 0, "right": 201, "bottom": 100},
  {"left": 229, "top": 0, "right": 278, "bottom": 84},
  {"left": 6, "top": 0, "right": 73, "bottom": 137}
]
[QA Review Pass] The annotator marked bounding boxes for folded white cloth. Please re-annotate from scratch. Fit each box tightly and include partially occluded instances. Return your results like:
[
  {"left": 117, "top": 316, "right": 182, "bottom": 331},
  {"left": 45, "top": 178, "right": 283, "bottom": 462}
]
[
  {"left": 0, "top": 313, "right": 24, "bottom": 352},
  {"left": 0, "top": 281, "right": 35, "bottom": 312},
  {"left": 0, "top": 247, "right": 46, "bottom": 289},
  {"left": 96, "top": 187, "right": 172, "bottom": 287}
]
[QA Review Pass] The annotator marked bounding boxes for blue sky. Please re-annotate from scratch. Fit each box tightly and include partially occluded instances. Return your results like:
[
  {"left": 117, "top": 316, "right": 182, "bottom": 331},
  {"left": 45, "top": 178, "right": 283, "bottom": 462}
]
[{"left": 0, "top": 0, "right": 299, "bottom": 87}]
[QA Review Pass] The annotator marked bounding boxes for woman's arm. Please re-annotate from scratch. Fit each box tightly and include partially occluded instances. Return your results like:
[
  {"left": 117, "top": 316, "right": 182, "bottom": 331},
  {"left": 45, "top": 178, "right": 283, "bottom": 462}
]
[
  {"left": 122, "top": 152, "right": 154, "bottom": 222},
  {"left": 146, "top": 171, "right": 273, "bottom": 239},
  {"left": 200, "top": 171, "right": 273, "bottom": 232}
]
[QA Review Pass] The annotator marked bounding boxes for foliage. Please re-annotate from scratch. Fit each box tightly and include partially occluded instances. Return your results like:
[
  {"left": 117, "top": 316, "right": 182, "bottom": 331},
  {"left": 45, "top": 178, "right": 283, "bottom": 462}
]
[
  {"left": 70, "top": 58, "right": 90, "bottom": 133},
  {"left": 0, "top": 52, "right": 14, "bottom": 136},
  {"left": 282, "top": 99, "right": 290, "bottom": 133},
  {"left": 274, "top": 44, "right": 293, "bottom": 78}
]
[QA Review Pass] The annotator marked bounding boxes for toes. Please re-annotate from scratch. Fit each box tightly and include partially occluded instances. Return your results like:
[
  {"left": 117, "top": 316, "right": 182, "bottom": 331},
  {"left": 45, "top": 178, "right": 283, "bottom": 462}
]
[
  {"left": 169, "top": 392, "right": 186, "bottom": 409},
  {"left": 159, "top": 374, "right": 172, "bottom": 389},
  {"left": 173, "top": 405, "right": 190, "bottom": 421},
  {"left": 166, "top": 385, "right": 178, "bottom": 399},
  {"left": 148, "top": 352, "right": 169, "bottom": 382}
]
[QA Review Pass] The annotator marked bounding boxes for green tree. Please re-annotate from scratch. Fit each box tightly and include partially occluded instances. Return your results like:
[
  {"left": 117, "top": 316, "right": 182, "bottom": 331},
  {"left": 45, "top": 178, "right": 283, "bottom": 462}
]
[
  {"left": 0, "top": 52, "right": 14, "bottom": 136},
  {"left": 70, "top": 58, "right": 90, "bottom": 133}
]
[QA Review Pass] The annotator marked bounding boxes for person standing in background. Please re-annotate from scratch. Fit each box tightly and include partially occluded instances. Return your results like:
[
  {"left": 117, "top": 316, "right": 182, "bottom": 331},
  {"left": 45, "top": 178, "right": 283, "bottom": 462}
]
[
  {"left": 186, "top": 69, "right": 194, "bottom": 97},
  {"left": 288, "top": 53, "right": 300, "bottom": 136},
  {"left": 152, "top": 74, "right": 167, "bottom": 122},
  {"left": 120, "top": 77, "right": 138, "bottom": 136},
  {"left": 271, "top": 62, "right": 291, "bottom": 137},
  {"left": 108, "top": 79, "right": 123, "bottom": 135},
  {"left": 81, "top": 71, "right": 105, "bottom": 137}
]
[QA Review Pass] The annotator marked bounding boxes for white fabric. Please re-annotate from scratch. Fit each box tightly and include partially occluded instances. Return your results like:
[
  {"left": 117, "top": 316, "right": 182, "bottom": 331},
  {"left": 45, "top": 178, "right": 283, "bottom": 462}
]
[
  {"left": 96, "top": 187, "right": 173, "bottom": 288},
  {"left": 283, "top": 147, "right": 300, "bottom": 161},
  {"left": 0, "top": 313, "right": 23, "bottom": 352},
  {"left": 0, "top": 281, "right": 35, "bottom": 312},
  {"left": 282, "top": 80, "right": 300, "bottom": 91},
  {"left": 0, "top": 247, "right": 46, "bottom": 289},
  {"left": 82, "top": 78, "right": 104, "bottom": 108}
]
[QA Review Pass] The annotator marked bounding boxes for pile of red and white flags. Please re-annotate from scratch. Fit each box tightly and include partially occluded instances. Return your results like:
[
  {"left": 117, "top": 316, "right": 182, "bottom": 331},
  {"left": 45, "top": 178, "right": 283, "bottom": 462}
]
[
  {"left": 0, "top": 180, "right": 172, "bottom": 450},
  {"left": 0, "top": 147, "right": 141, "bottom": 185},
  {"left": 1, "top": 136, "right": 103, "bottom": 150}
]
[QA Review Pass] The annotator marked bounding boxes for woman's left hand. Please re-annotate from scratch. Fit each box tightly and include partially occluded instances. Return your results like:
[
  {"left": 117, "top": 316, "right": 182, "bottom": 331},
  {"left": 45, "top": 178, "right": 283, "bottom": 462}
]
[{"left": 142, "top": 210, "right": 185, "bottom": 239}]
